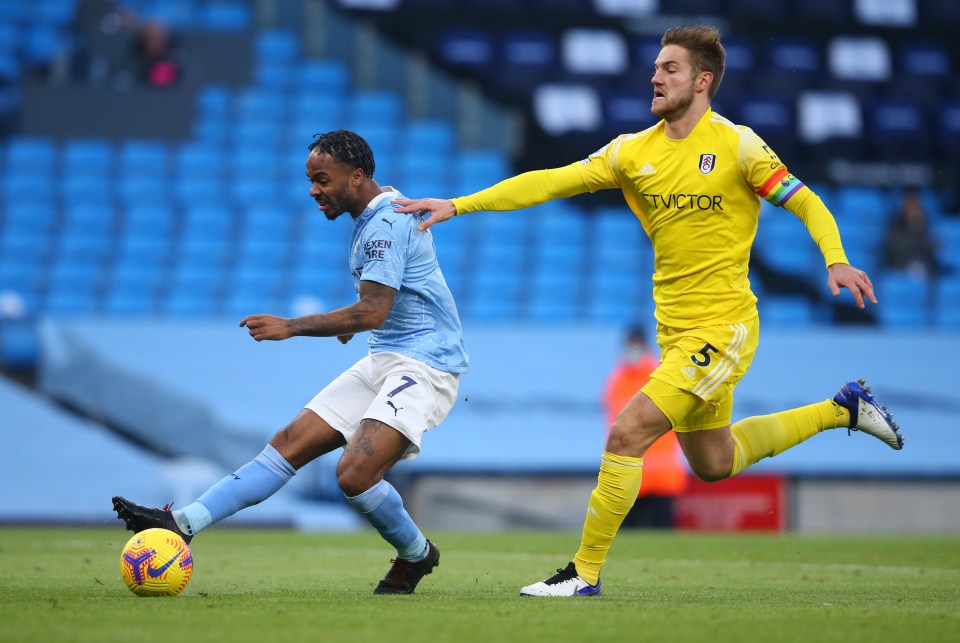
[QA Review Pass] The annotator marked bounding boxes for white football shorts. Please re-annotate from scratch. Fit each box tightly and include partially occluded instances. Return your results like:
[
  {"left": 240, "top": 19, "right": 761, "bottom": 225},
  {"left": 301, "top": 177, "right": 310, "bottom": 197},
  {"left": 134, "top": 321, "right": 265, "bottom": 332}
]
[{"left": 304, "top": 351, "right": 459, "bottom": 460}]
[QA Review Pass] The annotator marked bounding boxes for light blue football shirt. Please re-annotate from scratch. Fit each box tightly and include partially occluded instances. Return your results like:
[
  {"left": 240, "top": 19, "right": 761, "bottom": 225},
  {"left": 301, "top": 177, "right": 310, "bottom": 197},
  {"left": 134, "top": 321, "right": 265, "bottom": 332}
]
[{"left": 348, "top": 188, "right": 468, "bottom": 374}]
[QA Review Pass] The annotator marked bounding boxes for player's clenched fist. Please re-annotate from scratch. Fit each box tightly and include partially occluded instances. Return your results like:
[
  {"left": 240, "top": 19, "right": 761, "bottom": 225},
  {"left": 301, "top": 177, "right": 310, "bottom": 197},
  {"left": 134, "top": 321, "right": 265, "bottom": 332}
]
[{"left": 240, "top": 314, "right": 293, "bottom": 341}]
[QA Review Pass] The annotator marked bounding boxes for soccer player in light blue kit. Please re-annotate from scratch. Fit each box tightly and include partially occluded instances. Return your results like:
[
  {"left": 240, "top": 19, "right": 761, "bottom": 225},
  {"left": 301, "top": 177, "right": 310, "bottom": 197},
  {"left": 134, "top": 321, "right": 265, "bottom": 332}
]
[{"left": 114, "top": 130, "right": 468, "bottom": 594}]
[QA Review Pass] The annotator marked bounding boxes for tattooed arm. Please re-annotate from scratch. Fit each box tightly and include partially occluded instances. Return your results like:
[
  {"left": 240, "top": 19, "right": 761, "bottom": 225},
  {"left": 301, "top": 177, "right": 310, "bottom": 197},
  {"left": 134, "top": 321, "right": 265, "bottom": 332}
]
[{"left": 240, "top": 280, "right": 397, "bottom": 342}]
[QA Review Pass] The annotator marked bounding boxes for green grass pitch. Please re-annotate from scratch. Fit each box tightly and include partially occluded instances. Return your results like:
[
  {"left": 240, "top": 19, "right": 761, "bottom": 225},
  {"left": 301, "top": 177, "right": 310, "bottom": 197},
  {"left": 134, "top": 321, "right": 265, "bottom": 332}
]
[{"left": 1, "top": 527, "right": 958, "bottom": 643}]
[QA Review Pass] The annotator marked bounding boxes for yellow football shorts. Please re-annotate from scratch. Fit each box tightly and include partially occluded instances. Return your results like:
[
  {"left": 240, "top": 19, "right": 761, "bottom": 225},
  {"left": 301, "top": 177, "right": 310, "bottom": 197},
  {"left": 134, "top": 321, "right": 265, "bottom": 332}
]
[{"left": 642, "top": 315, "right": 759, "bottom": 432}]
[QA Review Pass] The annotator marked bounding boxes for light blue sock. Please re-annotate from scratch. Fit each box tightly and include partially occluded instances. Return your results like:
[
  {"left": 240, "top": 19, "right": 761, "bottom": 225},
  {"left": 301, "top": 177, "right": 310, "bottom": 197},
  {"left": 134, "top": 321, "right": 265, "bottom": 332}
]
[
  {"left": 173, "top": 445, "right": 296, "bottom": 537},
  {"left": 345, "top": 479, "right": 427, "bottom": 561}
]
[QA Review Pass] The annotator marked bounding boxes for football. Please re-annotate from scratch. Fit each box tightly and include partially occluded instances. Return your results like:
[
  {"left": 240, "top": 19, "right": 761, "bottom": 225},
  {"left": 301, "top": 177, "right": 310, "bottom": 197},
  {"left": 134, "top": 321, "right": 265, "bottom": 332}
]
[{"left": 119, "top": 528, "right": 193, "bottom": 597}]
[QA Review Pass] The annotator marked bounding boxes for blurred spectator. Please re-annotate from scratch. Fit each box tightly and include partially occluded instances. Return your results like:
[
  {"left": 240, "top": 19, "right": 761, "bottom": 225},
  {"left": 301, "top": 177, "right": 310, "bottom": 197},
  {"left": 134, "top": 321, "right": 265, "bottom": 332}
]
[
  {"left": 70, "top": 0, "right": 138, "bottom": 85},
  {"left": 602, "top": 325, "right": 688, "bottom": 529},
  {"left": 131, "top": 21, "right": 184, "bottom": 87},
  {"left": 882, "top": 190, "right": 941, "bottom": 278}
]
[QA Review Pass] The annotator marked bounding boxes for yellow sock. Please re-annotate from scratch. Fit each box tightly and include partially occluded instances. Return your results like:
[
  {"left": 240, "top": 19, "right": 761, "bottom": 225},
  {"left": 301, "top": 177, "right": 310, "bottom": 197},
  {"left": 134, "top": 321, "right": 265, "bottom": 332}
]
[
  {"left": 729, "top": 400, "right": 850, "bottom": 477},
  {"left": 573, "top": 451, "right": 643, "bottom": 585}
]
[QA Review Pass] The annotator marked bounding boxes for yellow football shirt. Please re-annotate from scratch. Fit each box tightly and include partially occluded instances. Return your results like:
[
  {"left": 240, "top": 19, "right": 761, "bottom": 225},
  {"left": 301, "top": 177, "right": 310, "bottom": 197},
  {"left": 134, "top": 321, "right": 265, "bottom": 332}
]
[{"left": 452, "top": 108, "right": 849, "bottom": 328}]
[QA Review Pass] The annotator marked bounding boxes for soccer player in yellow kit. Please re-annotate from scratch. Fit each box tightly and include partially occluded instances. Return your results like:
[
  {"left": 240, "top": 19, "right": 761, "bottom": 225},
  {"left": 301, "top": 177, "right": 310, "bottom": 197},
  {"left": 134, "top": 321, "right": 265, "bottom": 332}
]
[{"left": 394, "top": 25, "right": 904, "bottom": 597}]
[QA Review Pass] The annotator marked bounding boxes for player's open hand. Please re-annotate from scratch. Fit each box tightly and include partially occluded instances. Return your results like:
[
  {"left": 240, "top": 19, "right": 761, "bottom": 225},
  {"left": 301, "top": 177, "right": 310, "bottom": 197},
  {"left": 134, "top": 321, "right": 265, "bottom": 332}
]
[
  {"left": 392, "top": 197, "right": 457, "bottom": 231},
  {"left": 827, "top": 263, "right": 877, "bottom": 309},
  {"left": 240, "top": 314, "right": 293, "bottom": 341}
]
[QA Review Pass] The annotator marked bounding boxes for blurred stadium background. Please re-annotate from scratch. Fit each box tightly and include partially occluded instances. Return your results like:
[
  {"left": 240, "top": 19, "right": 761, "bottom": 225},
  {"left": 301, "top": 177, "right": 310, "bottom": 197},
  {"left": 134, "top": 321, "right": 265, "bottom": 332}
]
[{"left": 1, "top": 0, "right": 958, "bottom": 533}]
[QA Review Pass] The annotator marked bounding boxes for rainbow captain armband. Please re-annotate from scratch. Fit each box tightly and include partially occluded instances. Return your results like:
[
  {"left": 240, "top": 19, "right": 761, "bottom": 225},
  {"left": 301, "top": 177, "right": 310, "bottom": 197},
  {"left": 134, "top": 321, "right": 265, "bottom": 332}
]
[{"left": 757, "top": 167, "right": 804, "bottom": 207}]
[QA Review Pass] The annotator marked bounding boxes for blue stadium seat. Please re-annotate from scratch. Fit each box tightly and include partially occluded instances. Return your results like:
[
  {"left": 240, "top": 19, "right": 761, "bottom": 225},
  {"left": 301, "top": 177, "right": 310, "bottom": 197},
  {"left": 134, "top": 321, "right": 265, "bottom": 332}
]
[
  {"left": 61, "top": 163, "right": 113, "bottom": 197},
  {"left": 177, "top": 235, "right": 233, "bottom": 269},
  {"left": 237, "top": 89, "right": 287, "bottom": 121},
  {"left": 602, "top": 89, "right": 658, "bottom": 136},
  {"left": 487, "top": 29, "right": 558, "bottom": 100},
  {"left": 1, "top": 201, "right": 55, "bottom": 236},
  {"left": 754, "top": 214, "right": 820, "bottom": 274},
  {"left": 115, "top": 234, "right": 173, "bottom": 268},
  {"left": 436, "top": 28, "right": 495, "bottom": 70},
  {"left": 163, "top": 289, "right": 219, "bottom": 317},
  {"left": 875, "top": 273, "right": 931, "bottom": 328},
  {"left": 201, "top": 3, "right": 251, "bottom": 31},
  {"left": 835, "top": 186, "right": 888, "bottom": 224},
  {"left": 119, "top": 140, "right": 169, "bottom": 175},
  {"left": 48, "top": 257, "right": 104, "bottom": 294},
  {"left": 223, "top": 289, "right": 280, "bottom": 317},
  {"left": 897, "top": 41, "right": 952, "bottom": 93},
  {"left": 868, "top": 96, "right": 933, "bottom": 161},
  {"left": 117, "top": 174, "right": 170, "bottom": 206},
  {"left": 939, "top": 100, "right": 960, "bottom": 161},
  {"left": 736, "top": 94, "right": 796, "bottom": 159},
  {"left": 44, "top": 285, "right": 100, "bottom": 316},
  {"left": 56, "top": 230, "right": 113, "bottom": 264},
  {"left": 727, "top": 0, "right": 788, "bottom": 21},
  {"left": 298, "top": 61, "right": 350, "bottom": 93},
  {"left": 758, "top": 296, "right": 816, "bottom": 328},
  {"left": 292, "top": 92, "right": 344, "bottom": 121},
  {"left": 181, "top": 204, "right": 234, "bottom": 239},
  {"left": 255, "top": 30, "right": 300, "bottom": 64},
  {"left": 254, "top": 62, "right": 295, "bottom": 90},
  {"left": 0, "top": 230, "right": 49, "bottom": 264},
  {"left": 196, "top": 85, "right": 232, "bottom": 120},
  {"left": 235, "top": 237, "right": 288, "bottom": 270},
  {"left": 403, "top": 120, "right": 456, "bottom": 154},
  {"left": 62, "top": 203, "right": 115, "bottom": 239},
  {"left": 5, "top": 138, "right": 54, "bottom": 172},
  {"left": 110, "top": 257, "right": 166, "bottom": 292},
  {"left": 174, "top": 175, "right": 223, "bottom": 206},
  {"left": 64, "top": 139, "right": 113, "bottom": 176},
  {"left": 121, "top": 204, "right": 175, "bottom": 238},
  {"left": 935, "top": 277, "right": 960, "bottom": 329},
  {"left": 351, "top": 91, "right": 403, "bottom": 126},
  {"left": 22, "top": 24, "right": 63, "bottom": 65},
  {"left": 103, "top": 287, "right": 157, "bottom": 316},
  {"left": 232, "top": 176, "right": 280, "bottom": 206}
]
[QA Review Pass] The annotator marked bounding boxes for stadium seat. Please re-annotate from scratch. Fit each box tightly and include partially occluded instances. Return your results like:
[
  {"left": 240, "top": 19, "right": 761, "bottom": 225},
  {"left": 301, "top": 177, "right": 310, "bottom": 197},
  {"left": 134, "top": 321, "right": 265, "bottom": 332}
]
[
  {"left": 487, "top": 29, "right": 558, "bottom": 100},
  {"left": 897, "top": 41, "right": 952, "bottom": 96},
  {"left": 64, "top": 139, "right": 114, "bottom": 177},
  {"left": 255, "top": 30, "right": 300, "bottom": 64},
  {"left": 118, "top": 140, "right": 169, "bottom": 175},
  {"left": 201, "top": 3, "right": 251, "bottom": 31},
  {"left": 5, "top": 138, "right": 54, "bottom": 172},
  {"left": 939, "top": 100, "right": 960, "bottom": 161},
  {"left": 875, "top": 273, "right": 931, "bottom": 328},
  {"left": 1, "top": 201, "right": 55, "bottom": 236},
  {"left": 163, "top": 289, "right": 219, "bottom": 317},
  {"left": 299, "top": 60, "right": 350, "bottom": 94},
  {"left": 867, "top": 96, "right": 933, "bottom": 161},
  {"left": 758, "top": 296, "right": 816, "bottom": 328},
  {"left": 103, "top": 287, "right": 158, "bottom": 316},
  {"left": 935, "top": 276, "right": 960, "bottom": 329},
  {"left": 602, "top": 89, "right": 658, "bottom": 136},
  {"left": 177, "top": 235, "right": 233, "bottom": 269},
  {"left": 736, "top": 94, "right": 796, "bottom": 160},
  {"left": 56, "top": 231, "right": 113, "bottom": 264},
  {"left": 350, "top": 91, "right": 404, "bottom": 127},
  {"left": 44, "top": 284, "right": 100, "bottom": 316},
  {"left": 436, "top": 28, "right": 495, "bottom": 70}
]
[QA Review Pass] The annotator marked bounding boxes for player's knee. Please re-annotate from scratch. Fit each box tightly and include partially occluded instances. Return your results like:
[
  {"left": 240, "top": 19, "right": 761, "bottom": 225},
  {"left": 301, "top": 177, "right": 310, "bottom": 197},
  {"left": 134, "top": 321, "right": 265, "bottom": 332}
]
[
  {"left": 336, "top": 461, "right": 378, "bottom": 497},
  {"left": 690, "top": 461, "right": 731, "bottom": 483}
]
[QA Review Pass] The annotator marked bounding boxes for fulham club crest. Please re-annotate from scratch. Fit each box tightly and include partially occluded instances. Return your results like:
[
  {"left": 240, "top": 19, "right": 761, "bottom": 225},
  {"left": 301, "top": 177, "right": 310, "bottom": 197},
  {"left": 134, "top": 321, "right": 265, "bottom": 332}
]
[{"left": 699, "top": 153, "right": 716, "bottom": 174}]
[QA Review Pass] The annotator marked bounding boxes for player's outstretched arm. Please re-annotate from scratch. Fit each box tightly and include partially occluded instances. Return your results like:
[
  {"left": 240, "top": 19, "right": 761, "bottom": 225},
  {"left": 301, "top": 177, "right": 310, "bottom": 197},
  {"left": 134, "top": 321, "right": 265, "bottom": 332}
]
[
  {"left": 240, "top": 282, "right": 397, "bottom": 341},
  {"left": 392, "top": 197, "right": 457, "bottom": 232},
  {"left": 827, "top": 263, "right": 877, "bottom": 309}
]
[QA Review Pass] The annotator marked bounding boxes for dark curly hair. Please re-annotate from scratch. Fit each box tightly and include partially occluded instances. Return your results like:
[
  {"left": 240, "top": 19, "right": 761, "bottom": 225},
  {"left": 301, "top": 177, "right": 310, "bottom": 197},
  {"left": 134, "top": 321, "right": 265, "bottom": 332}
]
[{"left": 307, "top": 129, "right": 376, "bottom": 178}]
